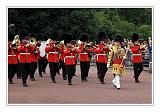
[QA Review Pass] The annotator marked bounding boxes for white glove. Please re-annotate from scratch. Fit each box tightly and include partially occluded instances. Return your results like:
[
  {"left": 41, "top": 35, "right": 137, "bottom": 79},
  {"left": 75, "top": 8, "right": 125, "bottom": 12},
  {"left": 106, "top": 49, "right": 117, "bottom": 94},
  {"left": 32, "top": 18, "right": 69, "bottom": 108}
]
[{"left": 107, "top": 63, "right": 110, "bottom": 68}]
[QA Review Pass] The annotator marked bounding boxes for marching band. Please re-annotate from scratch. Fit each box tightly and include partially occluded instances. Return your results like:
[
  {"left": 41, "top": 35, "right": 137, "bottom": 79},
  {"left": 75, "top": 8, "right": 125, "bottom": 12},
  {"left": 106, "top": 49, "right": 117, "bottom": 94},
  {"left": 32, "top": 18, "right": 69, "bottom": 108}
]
[{"left": 8, "top": 30, "right": 149, "bottom": 89}]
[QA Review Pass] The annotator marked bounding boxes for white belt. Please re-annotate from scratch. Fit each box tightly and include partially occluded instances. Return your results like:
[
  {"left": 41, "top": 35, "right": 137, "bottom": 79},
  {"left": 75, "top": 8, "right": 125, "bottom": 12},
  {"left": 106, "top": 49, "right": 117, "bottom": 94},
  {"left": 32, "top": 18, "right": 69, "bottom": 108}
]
[
  {"left": 8, "top": 55, "right": 16, "bottom": 56},
  {"left": 64, "top": 56, "right": 75, "bottom": 63},
  {"left": 96, "top": 54, "right": 106, "bottom": 56},
  {"left": 132, "top": 54, "right": 142, "bottom": 56},
  {"left": 80, "top": 53, "right": 88, "bottom": 55},
  {"left": 65, "top": 56, "right": 75, "bottom": 58},
  {"left": 96, "top": 54, "right": 106, "bottom": 60},
  {"left": 48, "top": 52, "right": 58, "bottom": 54},
  {"left": 20, "top": 53, "right": 30, "bottom": 55}
]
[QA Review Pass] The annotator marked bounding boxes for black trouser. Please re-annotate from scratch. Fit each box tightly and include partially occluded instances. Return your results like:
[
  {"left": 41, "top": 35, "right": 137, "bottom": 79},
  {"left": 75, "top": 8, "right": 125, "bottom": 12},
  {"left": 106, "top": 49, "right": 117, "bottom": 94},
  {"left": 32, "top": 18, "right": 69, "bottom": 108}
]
[
  {"left": 38, "top": 59, "right": 48, "bottom": 75},
  {"left": 30, "top": 62, "right": 37, "bottom": 79},
  {"left": 49, "top": 62, "right": 59, "bottom": 81},
  {"left": 8, "top": 64, "right": 17, "bottom": 82},
  {"left": 80, "top": 61, "right": 90, "bottom": 80},
  {"left": 74, "top": 64, "right": 76, "bottom": 75},
  {"left": 58, "top": 61, "right": 62, "bottom": 70},
  {"left": 66, "top": 65, "right": 75, "bottom": 84},
  {"left": 60, "top": 61, "right": 67, "bottom": 78},
  {"left": 56, "top": 62, "right": 60, "bottom": 74},
  {"left": 16, "top": 61, "right": 21, "bottom": 78},
  {"left": 133, "top": 63, "right": 143, "bottom": 80},
  {"left": 96, "top": 62, "right": 100, "bottom": 78},
  {"left": 96, "top": 62, "right": 108, "bottom": 82},
  {"left": 20, "top": 63, "right": 31, "bottom": 85},
  {"left": 43, "top": 59, "right": 48, "bottom": 72}
]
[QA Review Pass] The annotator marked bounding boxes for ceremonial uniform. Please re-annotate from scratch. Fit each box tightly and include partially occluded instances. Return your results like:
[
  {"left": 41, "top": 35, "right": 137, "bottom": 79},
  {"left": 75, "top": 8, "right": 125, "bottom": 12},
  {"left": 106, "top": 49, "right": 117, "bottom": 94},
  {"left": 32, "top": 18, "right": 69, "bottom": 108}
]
[
  {"left": 59, "top": 41, "right": 67, "bottom": 80},
  {"left": 108, "top": 34, "right": 126, "bottom": 89},
  {"left": 63, "top": 34, "right": 78, "bottom": 85},
  {"left": 8, "top": 32, "right": 19, "bottom": 84},
  {"left": 130, "top": 33, "right": 143, "bottom": 83},
  {"left": 37, "top": 33, "right": 48, "bottom": 77},
  {"left": 29, "top": 33, "right": 40, "bottom": 81},
  {"left": 17, "top": 30, "right": 34, "bottom": 87},
  {"left": 45, "top": 32, "right": 60, "bottom": 83},
  {"left": 94, "top": 32, "right": 109, "bottom": 84},
  {"left": 79, "top": 33, "right": 91, "bottom": 82}
]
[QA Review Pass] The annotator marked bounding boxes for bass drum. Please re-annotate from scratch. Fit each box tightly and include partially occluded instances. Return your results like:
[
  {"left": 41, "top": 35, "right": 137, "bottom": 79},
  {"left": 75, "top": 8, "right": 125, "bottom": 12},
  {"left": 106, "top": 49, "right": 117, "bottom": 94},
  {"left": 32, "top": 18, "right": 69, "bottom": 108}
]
[{"left": 39, "top": 41, "right": 46, "bottom": 57}]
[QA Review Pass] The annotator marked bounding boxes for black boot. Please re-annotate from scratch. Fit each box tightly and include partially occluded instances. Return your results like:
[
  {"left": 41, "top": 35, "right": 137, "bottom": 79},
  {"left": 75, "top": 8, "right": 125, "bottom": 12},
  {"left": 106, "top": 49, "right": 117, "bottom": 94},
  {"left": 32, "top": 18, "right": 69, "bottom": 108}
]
[
  {"left": 23, "top": 84, "right": 28, "bottom": 87},
  {"left": 135, "top": 78, "right": 140, "bottom": 83}
]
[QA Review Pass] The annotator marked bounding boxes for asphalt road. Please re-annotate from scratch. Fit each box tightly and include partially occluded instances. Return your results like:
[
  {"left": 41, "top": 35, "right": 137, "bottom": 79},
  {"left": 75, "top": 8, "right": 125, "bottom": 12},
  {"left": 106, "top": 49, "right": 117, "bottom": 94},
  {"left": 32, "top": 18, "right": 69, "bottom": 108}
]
[{"left": 8, "top": 65, "right": 152, "bottom": 104}]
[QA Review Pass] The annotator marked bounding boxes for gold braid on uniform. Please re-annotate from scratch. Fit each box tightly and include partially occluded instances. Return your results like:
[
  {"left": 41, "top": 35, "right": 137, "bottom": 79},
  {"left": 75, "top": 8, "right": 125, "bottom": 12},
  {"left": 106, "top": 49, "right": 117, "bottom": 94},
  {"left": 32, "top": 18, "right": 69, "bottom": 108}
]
[{"left": 109, "top": 45, "right": 126, "bottom": 76}]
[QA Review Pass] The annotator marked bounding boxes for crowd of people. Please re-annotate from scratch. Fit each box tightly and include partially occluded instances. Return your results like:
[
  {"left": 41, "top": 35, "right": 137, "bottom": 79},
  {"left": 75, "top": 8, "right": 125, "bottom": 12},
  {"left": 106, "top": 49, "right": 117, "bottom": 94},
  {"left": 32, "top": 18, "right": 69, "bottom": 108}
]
[{"left": 8, "top": 31, "right": 152, "bottom": 90}]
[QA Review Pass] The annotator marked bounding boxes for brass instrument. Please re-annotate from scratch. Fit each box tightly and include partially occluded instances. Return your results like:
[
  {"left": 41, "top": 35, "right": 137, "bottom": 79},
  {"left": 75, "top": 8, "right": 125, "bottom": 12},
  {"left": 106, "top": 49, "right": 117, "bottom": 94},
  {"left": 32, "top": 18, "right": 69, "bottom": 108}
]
[
  {"left": 71, "top": 40, "right": 82, "bottom": 49},
  {"left": 45, "top": 39, "right": 60, "bottom": 49},
  {"left": 60, "top": 40, "right": 64, "bottom": 45},
  {"left": 29, "top": 37, "right": 37, "bottom": 46},
  {"left": 45, "top": 39, "right": 52, "bottom": 45},
  {"left": 11, "top": 35, "right": 20, "bottom": 48}
]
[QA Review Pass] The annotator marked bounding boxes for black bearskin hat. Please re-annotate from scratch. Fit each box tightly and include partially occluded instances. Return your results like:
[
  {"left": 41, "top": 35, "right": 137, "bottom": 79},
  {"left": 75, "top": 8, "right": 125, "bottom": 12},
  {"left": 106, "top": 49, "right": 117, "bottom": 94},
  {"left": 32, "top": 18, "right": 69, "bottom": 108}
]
[
  {"left": 72, "top": 34, "right": 77, "bottom": 41},
  {"left": 114, "top": 34, "right": 124, "bottom": 44},
  {"left": 18, "top": 30, "right": 29, "bottom": 40},
  {"left": 80, "top": 33, "right": 89, "bottom": 42},
  {"left": 37, "top": 33, "right": 43, "bottom": 41},
  {"left": 98, "top": 32, "right": 107, "bottom": 41},
  {"left": 50, "top": 32, "right": 59, "bottom": 41},
  {"left": 8, "top": 32, "right": 15, "bottom": 41},
  {"left": 64, "top": 34, "right": 73, "bottom": 45},
  {"left": 43, "top": 34, "right": 49, "bottom": 41},
  {"left": 132, "top": 33, "right": 139, "bottom": 43},
  {"left": 37, "top": 33, "right": 48, "bottom": 41},
  {"left": 29, "top": 33, "right": 37, "bottom": 40},
  {"left": 61, "top": 34, "right": 65, "bottom": 41},
  {"left": 29, "top": 33, "right": 36, "bottom": 38}
]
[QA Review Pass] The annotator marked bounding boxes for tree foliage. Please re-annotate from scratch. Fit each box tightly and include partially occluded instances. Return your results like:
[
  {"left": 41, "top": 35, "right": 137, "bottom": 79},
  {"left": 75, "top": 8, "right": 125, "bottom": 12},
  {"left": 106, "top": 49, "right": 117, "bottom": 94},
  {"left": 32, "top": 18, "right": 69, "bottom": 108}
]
[{"left": 8, "top": 8, "right": 152, "bottom": 40}]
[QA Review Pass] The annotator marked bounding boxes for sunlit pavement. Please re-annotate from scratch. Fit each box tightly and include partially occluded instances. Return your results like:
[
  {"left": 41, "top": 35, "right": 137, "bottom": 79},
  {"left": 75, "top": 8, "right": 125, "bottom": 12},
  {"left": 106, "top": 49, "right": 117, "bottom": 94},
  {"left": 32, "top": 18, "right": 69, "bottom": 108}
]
[{"left": 8, "top": 65, "right": 152, "bottom": 104}]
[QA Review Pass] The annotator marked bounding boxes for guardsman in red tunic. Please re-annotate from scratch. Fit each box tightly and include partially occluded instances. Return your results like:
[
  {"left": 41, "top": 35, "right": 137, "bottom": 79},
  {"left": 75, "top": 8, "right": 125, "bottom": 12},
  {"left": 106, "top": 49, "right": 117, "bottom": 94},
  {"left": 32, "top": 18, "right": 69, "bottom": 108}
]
[
  {"left": 17, "top": 30, "right": 35, "bottom": 87},
  {"left": 108, "top": 34, "right": 126, "bottom": 90},
  {"left": 63, "top": 34, "right": 78, "bottom": 85},
  {"left": 79, "top": 33, "right": 92, "bottom": 82},
  {"left": 130, "top": 33, "right": 143, "bottom": 83},
  {"left": 71, "top": 34, "right": 78, "bottom": 77},
  {"left": 28, "top": 33, "right": 40, "bottom": 81},
  {"left": 59, "top": 38, "right": 67, "bottom": 80},
  {"left": 8, "top": 32, "right": 19, "bottom": 84},
  {"left": 45, "top": 32, "right": 60, "bottom": 83},
  {"left": 94, "top": 32, "right": 109, "bottom": 84},
  {"left": 37, "top": 33, "right": 48, "bottom": 77}
]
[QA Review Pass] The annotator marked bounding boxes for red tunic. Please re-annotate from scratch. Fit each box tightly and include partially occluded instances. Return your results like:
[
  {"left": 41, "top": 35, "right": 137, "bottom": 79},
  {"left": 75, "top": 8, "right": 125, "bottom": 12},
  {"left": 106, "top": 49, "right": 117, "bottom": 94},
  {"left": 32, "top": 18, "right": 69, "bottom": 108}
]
[
  {"left": 17, "top": 44, "right": 35, "bottom": 63},
  {"left": 30, "top": 46, "right": 40, "bottom": 62},
  {"left": 45, "top": 45, "right": 59, "bottom": 63},
  {"left": 112, "top": 57, "right": 124, "bottom": 65},
  {"left": 59, "top": 44, "right": 65, "bottom": 61},
  {"left": 8, "top": 48, "right": 18, "bottom": 64},
  {"left": 79, "top": 43, "right": 92, "bottom": 62},
  {"left": 130, "top": 45, "right": 143, "bottom": 63},
  {"left": 63, "top": 47, "right": 78, "bottom": 65},
  {"left": 94, "top": 44, "right": 109, "bottom": 63}
]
